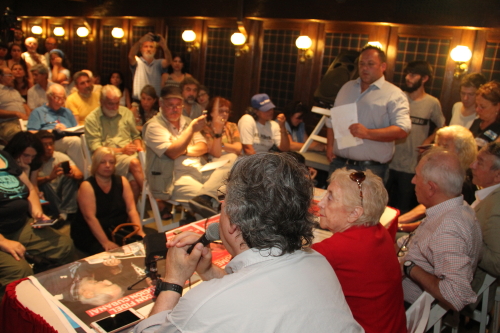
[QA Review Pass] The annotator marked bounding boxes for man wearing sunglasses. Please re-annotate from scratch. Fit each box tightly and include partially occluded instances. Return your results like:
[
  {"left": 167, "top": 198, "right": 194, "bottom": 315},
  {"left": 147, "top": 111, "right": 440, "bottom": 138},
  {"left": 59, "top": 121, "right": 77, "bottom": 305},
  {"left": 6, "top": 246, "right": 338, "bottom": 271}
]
[{"left": 397, "top": 149, "right": 482, "bottom": 311}]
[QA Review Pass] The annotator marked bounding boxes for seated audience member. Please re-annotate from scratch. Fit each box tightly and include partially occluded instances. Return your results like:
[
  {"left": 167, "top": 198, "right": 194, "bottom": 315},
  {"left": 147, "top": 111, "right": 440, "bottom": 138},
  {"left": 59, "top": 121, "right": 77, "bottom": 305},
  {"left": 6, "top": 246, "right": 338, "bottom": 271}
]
[
  {"left": 48, "top": 49, "right": 71, "bottom": 88},
  {"left": 21, "top": 37, "right": 47, "bottom": 67},
  {"left": 43, "top": 37, "right": 57, "bottom": 66},
  {"left": 7, "top": 28, "right": 25, "bottom": 51},
  {"left": 27, "top": 83, "right": 86, "bottom": 173},
  {"left": 0, "top": 67, "right": 30, "bottom": 120},
  {"left": 161, "top": 53, "right": 192, "bottom": 88},
  {"left": 143, "top": 86, "right": 235, "bottom": 219},
  {"left": 133, "top": 153, "right": 363, "bottom": 333},
  {"left": 238, "top": 93, "right": 290, "bottom": 155},
  {"left": 36, "top": 130, "right": 82, "bottom": 223},
  {"left": 108, "top": 71, "right": 131, "bottom": 108},
  {"left": 11, "top": 63, "right": 32, "bottom": 102},
  {"left": 312, "top": 168, "right": 406, "bottom": 333},
  {"left": 450, "top": 73, "right": 487, "bottom": 129},
  {"left": 5, "top": 44, "right": 29, "bottom": 73},
  {"left": 72, "top": 147, "right": 145, "bottom": 255},
  {"left": 200, "top": 96, "right": 242, "bottom": 158},
  {"left": 196, "top": 85, "right": 209, "bottom": 110},
  {"left": 4, "top": 131, "right": 44, "bottom": 190},
  {"left": 0, "top": 43, "right": 8, "bottom": 68},
  {"left": 180, "top": 77, "right": 203, "bottom": 119},
  {"left": 284, "top": 100, "right": 325, "bottom": 152},
  {"left": 397, "top": 148, "right": 482, "bottom": 311},
  {"left": 398, "top": 125, "right": 478, "bottom": 230},
  {"left": 465, "top": 142, "right": 500, "bottom": 312},
  {"left": 27, "top": 64, "right": 53, "bottom": 110},
  {"left": 131, "top": 84, "right": 159, "bottom": 131},
  {"left": 470, "top": 81, "right": 500, "bottom": 148},
  {"left": 0, "top": 149, "right": 74, "bottom": 298},
  {"left": 84, "top": 85, "right": 144, "bottom": 198},
  {"left": 129, "top": 32, "right": 171, "bottom": 101},
  {"left": 66, "top": 71, "right": 100, "bottom": 124}
]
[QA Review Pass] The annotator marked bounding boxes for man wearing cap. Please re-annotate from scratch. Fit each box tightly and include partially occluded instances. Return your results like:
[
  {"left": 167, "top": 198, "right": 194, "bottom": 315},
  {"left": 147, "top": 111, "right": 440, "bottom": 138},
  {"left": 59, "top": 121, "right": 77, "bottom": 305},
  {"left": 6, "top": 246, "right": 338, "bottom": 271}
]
[
  {"left": 143, "top": 86, "right": 236, "bottom": 219},
  {"left": 237, "top": 93, "right": 290, "bottom": 155},
  {"left": 27, "top": 64, "right": 54, "bottom": 110},
  {"left": 21, "top": 37, "right": 48, "bottom": 67},
  {"left": 325, "top": 45, "right": 411, "bottom": 179}
]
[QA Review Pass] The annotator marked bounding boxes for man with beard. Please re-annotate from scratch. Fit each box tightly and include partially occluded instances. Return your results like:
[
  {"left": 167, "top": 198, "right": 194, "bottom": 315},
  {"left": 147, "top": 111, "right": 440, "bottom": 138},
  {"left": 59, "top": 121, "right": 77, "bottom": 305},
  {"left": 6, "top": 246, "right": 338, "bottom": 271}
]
[
  {"left": 21, "top": 37, "right": 48, "bottom": 67},
  {"left": 66, "top": 71, "right": 101, "bottom": 124},
  {"left": 84, "top": 85, "right": 144, "bottom": 199},
  {"left": 387, "top": 60, "right": 444, "bottom": 213},
  {"left": 325, "top": 45, "right": 411, "bottom": 179},
  {"left": 129, "top": 32, "right": 172, "bottom": 101},
  {"left": 180, "top": 77, "right": 203, "bottom": 119}
]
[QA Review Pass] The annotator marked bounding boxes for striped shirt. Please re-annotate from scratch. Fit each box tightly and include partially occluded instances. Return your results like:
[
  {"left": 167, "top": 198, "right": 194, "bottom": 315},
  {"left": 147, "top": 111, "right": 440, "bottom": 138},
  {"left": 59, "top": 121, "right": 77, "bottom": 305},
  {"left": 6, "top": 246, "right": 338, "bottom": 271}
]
[{"left": 398, "top": 196, "right": 482, "bottom": 310}]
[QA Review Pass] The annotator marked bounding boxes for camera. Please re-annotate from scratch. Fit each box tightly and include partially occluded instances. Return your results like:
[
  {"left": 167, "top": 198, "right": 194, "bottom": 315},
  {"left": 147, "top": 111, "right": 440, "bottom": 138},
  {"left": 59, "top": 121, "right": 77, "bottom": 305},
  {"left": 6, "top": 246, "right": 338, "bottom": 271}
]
[{"left": 152, "top": 34, "right": 161, "bottom": 42}]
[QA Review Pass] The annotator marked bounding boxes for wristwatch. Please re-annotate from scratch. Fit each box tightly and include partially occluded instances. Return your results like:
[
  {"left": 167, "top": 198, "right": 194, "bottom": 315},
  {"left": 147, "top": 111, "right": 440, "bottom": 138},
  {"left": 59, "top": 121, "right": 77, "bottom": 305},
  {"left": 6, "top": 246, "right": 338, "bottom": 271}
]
[
  {"left": 214, "top": 133, "right": 223, "bottom": 139},
  {"left": 154, "top": 281, "right": 183, "bottom": 297},
  {"left": 403, "top": 260, "right": 417, "bottom": 278}
]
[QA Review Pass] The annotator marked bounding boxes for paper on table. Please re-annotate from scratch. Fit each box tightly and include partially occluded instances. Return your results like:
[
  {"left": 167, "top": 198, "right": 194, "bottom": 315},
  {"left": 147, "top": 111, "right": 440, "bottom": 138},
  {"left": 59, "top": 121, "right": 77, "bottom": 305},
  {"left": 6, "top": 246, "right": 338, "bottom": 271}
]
[
  {"left": 330, "top": 103, "right": 363, "bottom": 150},
  {"left": 200, "top": 159, "right": 229, "bottom": 172},
  {"left": 63, "top": 125, "right": 84, "bottom": 133}
]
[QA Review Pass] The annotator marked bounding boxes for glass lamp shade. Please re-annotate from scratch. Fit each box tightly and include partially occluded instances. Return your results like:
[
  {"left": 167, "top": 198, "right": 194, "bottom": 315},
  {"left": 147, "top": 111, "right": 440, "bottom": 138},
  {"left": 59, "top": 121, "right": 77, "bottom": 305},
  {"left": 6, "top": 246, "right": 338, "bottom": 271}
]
[
  {"left": 450, "top": 45, "right": 472, "bottom": 62},
  {"left": 182, "top": 30, "right": 196, "bottom": 42},
  {"left": 296, "top": 36, "right": 312, "bottom": 50}
]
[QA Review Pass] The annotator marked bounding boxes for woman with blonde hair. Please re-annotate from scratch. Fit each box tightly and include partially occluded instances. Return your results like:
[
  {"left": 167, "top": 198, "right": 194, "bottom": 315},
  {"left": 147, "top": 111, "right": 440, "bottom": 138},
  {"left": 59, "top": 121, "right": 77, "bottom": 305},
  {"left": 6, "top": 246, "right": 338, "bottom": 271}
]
[
  {"left": 398, "top": 125, "right": 477, "bottom": 230},
  {"left": 72, "top": 147, "right": 145, "bottom": 254}
]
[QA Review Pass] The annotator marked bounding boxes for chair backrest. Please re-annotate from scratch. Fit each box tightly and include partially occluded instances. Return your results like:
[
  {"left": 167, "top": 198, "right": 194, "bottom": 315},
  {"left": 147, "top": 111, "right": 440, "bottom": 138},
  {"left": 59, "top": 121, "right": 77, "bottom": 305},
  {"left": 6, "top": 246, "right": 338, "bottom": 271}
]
[
  {"left": 80, "top": 134, "right": 92, "bottom": 178},
  {"left": 380, "top": 206, "right": 400, "bottom": 241},
  {"left": 406, "top": 291, "right": 435, "bottom": 333}
]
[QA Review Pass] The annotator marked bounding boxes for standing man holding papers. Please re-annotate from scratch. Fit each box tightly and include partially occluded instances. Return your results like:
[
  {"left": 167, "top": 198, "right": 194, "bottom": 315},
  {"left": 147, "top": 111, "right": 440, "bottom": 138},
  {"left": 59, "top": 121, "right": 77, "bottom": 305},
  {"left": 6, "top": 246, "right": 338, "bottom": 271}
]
[{"left": 326, "top": 45, "right": 411, "bottom": 179}]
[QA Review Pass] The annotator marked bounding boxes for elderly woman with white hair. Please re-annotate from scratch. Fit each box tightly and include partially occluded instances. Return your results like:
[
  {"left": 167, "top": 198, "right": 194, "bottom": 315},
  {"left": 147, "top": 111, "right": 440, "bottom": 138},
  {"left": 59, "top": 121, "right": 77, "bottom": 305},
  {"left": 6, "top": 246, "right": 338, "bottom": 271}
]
[
  {"left": 71, "top": 147, "right": 145, "bottom": 255},
  {"left": 398, "top": 125, "right": 477, "bottom": 230},
  {"left": 312, "top": 168, "right": 407, "bottom": 333}
]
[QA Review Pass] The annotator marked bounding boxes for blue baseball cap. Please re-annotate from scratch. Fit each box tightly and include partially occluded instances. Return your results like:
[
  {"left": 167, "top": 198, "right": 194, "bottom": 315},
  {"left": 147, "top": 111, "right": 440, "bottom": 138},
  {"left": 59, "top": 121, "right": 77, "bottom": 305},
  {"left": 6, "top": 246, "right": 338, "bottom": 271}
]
[{"left": 251, "top": 93, "right": 275, "bottom": 112}]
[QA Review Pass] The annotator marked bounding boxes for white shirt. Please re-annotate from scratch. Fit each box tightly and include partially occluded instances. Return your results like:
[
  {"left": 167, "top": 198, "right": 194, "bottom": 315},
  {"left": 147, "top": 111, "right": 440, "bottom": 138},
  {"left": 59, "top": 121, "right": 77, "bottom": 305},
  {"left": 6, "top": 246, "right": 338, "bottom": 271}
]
[
  {"left": 471, "top": 183, "right": 500, "bottom": 209},
  {"left": 27, "top": 81, "right": 54, "bottom": 110},
  {"left": 0, "top": 84, "right": 26, "bottom": 113},
  {"left": 134, "top": 247, "right": 363, "bottom": 333},
  {"left": 449, "top": 102, "right": 477, "bottom": 129},
  {"left": 238, "top": 114, "right": 281, "bottom": 154}
]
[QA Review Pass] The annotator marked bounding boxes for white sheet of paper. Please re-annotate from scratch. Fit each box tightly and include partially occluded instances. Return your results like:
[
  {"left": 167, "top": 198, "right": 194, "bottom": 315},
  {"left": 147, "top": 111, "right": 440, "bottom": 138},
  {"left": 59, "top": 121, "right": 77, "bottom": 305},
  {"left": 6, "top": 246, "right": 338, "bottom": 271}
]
[
  {"left": 330, "top": 103, "right": 364, "bottom": 149},
  {"left": 200, "top": 159, "right": 229, "bottom": 172}
]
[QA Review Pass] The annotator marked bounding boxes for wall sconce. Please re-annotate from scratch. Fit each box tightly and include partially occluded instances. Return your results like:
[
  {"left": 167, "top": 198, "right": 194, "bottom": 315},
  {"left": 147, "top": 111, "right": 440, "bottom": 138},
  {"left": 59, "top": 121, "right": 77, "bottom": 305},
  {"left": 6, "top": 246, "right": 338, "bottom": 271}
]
[
  {"left": 182, "top": 30, "right": 199, "bottom": 52},
  {"left": 296, "top": 36, "right": 313, "bottom": 62},
  {"left": 450, "top": 45, "right": 472, "bottom": 78},
  {"left": 53, "top": 27, "right": 65, "bottom": 37},
  {"left": 231, "top": 32, "right": 249, "bottom": 57},
  {"left": 76, "top": 26, "right": 90, "bottom": 45},
  {"left": 367, "top": 41, "right": 383, "bottom": 49},
  {"left": 31, "top": 25, "right": 43, "bottom": 35},
  {"left": 111, "top": 27, "right": 125, "bottom": 47}
]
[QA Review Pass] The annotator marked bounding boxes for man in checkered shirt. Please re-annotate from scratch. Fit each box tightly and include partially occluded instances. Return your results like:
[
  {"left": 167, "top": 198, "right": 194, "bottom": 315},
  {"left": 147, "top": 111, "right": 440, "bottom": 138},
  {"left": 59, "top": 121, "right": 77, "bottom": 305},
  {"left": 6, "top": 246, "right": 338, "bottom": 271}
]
[{"left": 398, "top": 148, "right": 482, "bottom": 311}]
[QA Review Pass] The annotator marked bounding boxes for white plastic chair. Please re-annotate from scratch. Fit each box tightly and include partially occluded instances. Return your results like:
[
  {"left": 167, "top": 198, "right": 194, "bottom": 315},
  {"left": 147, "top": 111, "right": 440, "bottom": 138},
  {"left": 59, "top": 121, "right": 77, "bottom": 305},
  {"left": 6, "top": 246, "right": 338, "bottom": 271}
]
[
  {"left": 406, "top": 291, "right": 434, "bottom": 333},
  {"left": 137, "top": 151, "right": 182, "bottom": 232},
  {"left": 466, "top": 273, "right": 497, "bottom": 333},
  {"left": 80, "top": 134, "right": 92, "bottom": 179}
]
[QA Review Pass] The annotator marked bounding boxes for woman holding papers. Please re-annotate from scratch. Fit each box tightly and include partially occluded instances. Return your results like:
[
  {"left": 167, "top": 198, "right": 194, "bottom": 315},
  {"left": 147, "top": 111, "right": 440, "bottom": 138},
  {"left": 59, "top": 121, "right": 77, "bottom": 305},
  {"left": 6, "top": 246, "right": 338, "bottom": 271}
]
[
  {"left": 312, "top": 168, "right": 407, "bottom": 333},
  {"left": 72, "top": 147, "right": 145, "bottom": 255},
  {"left": 200, "top": 96, "right": 242, "bottom": 158}
]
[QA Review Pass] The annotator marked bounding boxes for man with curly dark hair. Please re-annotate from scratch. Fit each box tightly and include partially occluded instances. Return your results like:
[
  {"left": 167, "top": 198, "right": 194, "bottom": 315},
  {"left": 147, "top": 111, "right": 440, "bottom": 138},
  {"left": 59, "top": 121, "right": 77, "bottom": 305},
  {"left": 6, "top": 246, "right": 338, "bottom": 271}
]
[{"left": 134, "top": 153, "right": 362, "bottom": 333}]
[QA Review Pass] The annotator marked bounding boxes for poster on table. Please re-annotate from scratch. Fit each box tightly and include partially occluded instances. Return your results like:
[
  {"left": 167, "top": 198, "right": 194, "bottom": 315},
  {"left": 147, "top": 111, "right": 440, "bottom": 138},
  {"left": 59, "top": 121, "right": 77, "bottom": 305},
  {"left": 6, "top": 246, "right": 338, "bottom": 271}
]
[{"left": 29, "top": 215, "right": 232, "bottom": 332}]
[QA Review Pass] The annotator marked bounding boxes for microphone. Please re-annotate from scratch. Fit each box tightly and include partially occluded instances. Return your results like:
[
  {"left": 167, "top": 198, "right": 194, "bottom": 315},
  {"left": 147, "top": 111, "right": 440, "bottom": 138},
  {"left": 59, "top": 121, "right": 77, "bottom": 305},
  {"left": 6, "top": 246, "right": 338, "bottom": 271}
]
[{"left": 187, "top": 223, "right": 220, "bottom": 254}]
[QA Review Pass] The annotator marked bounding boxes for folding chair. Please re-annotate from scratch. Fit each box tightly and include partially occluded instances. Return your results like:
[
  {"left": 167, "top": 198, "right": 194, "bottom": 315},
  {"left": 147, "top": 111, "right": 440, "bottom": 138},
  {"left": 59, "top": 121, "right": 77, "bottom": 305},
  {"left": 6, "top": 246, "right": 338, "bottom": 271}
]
[
  {"left": 299, "top": 106, "right": 330, "bottom": 172},
  {"left": 137, "top": 151, "right": 182, "bottom": 232},
  {"left": 406, "top": 291, "right": 434, "bottom": 333},
  {"left": 80, "top": 134, "right": 92, "bottom": 179},
  {"left": 466, "top": 273, "right": 497, "bottom": 333}
]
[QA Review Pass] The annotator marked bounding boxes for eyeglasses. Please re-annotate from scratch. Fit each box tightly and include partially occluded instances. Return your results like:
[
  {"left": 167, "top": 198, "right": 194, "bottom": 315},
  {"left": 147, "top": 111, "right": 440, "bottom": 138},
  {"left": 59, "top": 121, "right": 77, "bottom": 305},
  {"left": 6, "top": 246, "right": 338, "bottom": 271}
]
[
  {"left": 349, "top": 171, "right": 366, "bottom": 207},
  {"left": 165, "top": 105, "right": 183, "bottom": 111},
  {"left": 397, "top": 231, "right": 416, "bottom": 257}
]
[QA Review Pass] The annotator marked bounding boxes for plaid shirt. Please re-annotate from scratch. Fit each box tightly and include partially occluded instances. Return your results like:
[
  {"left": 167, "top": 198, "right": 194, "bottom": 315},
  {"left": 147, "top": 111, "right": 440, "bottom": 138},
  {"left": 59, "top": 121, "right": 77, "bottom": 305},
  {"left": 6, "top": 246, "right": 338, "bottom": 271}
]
[{"left": 398, "top": 196, "right": 482, "bottom": 310}]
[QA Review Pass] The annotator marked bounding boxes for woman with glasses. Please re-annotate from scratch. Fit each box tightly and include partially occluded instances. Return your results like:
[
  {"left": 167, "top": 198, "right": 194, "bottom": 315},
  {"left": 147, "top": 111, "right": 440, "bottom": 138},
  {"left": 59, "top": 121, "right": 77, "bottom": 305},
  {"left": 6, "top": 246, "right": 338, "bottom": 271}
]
[
  {"left": 200, "top": 97, "right": 242, "bottom": 159},
  {"left": 312, "top": 168, "right": 407, "bottom": 333}
]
